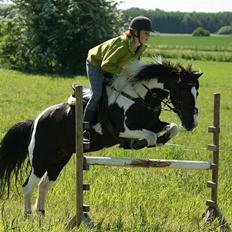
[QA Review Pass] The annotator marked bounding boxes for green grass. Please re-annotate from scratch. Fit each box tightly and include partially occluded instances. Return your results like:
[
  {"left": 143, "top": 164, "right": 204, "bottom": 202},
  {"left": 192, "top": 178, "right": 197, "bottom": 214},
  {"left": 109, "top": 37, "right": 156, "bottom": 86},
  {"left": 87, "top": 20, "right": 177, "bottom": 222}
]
[
  {"left": 147, "top": 34, "right": 232, "bottom": 62},
  {"left": 0, "top": 60, "right": 232, "bottom": 231},
  {"left": 150, "top": 34, "right": 232, "bottom": 49}
]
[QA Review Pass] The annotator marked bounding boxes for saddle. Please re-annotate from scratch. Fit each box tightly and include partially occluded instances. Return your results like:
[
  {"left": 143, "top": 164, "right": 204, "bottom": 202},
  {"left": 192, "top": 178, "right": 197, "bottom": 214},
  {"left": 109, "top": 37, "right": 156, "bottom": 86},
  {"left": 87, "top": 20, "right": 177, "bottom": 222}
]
[{"left": 70, "top": 82, "right": 115, "bottom": 130}]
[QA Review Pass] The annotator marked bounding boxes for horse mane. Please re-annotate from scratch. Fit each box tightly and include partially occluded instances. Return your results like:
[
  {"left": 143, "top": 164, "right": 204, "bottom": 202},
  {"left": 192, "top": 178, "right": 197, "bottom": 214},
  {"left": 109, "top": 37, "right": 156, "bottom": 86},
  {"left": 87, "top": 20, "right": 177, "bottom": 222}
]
[
  {"left": 121, "top": 58, "right": 198, "bottom": 83},
  {"left": 109, "top": 58, "right": 200, "bottom": 93}
]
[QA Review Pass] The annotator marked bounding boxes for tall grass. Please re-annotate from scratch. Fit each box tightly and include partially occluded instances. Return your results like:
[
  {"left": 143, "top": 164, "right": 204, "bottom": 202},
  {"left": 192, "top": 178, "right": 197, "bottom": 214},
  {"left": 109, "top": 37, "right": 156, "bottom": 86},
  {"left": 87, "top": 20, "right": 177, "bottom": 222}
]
[{"left": 0, "top": 60, "right": 232, "bottom": 231}]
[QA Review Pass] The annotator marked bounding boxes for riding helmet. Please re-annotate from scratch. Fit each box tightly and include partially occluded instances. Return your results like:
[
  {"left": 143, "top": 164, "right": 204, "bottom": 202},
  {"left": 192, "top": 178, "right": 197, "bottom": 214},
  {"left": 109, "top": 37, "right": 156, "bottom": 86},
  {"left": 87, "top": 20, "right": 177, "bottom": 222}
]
[{"left": 129, "top": 16, "right": 153, "bottom": 32}]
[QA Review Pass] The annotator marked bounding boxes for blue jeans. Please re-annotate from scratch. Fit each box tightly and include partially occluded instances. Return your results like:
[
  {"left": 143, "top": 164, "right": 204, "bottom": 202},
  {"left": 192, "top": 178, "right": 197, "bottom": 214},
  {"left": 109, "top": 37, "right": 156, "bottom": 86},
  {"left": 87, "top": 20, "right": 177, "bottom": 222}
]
[{"left": 85, "top": 60, "right": 105, "bottom": 111}]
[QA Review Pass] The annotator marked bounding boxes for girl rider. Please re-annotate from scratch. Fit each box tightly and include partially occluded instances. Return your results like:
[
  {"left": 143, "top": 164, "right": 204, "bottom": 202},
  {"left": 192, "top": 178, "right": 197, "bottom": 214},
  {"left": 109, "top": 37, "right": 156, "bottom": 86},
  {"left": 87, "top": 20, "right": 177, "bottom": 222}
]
[{"left": 84, "top": 16, "right": 153, "bottom": 134}]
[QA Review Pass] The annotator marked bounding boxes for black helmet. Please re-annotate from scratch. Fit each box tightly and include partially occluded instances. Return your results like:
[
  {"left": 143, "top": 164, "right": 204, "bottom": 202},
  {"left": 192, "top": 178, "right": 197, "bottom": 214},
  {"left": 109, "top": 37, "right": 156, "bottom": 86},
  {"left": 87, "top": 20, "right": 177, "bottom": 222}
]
[{"left": 129, "top": 16, "right": 153, "bottom": 32}]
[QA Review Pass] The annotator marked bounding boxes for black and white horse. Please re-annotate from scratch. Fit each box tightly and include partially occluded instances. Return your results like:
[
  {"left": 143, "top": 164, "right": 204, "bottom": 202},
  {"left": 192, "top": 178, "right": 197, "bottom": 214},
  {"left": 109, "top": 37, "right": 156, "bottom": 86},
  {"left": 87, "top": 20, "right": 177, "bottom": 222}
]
[{"left": 0, "top": 60, "right": 202, "bottom": 215}]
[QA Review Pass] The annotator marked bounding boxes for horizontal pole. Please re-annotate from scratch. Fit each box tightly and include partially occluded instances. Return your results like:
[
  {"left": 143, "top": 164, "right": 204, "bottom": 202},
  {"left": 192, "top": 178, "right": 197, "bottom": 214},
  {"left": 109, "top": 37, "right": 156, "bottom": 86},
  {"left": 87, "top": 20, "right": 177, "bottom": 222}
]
[{"left": 85, "top": 156, "right": 211, "bottom": 170}]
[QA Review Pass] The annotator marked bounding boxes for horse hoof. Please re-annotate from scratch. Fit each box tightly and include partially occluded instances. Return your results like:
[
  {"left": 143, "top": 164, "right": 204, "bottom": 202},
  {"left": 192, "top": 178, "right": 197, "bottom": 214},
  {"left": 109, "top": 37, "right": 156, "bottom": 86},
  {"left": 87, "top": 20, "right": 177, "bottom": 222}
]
[
  {"left": 157, "top": 133, "right": 170, "bottom": 145},
  {"left": 37, "top": 209, "right": 45, "bottom": 216},
  {"left": 131, "top": 139, "right": 148, "bottom": 149},
  {"left": 24, "top": 211, "right": 32, "bottom": 217}
]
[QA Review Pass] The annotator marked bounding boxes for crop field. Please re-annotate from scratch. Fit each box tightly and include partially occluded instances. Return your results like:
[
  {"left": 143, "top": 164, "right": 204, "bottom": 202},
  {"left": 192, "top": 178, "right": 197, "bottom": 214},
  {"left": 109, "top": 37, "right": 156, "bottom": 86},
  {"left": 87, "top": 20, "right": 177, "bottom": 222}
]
[{"left": 0, "top": 35, "right": 232, "bottom": 231}]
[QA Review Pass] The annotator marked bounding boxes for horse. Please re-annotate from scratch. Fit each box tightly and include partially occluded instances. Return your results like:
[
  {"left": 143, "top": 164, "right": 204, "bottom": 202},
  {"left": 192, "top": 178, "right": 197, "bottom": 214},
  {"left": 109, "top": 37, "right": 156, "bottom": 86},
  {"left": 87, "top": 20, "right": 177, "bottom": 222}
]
[{"left": 0, "top": 59, "right": 202, "bottom": 216}]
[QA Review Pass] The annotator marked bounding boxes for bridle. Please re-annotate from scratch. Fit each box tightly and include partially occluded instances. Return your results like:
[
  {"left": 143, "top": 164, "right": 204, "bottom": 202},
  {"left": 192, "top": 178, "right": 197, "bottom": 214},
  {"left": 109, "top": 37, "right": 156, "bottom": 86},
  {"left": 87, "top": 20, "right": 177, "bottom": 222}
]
[
  {"left": 161, "top": 89, "right": 199, "bottom": 118},
  {"left": 141, "top": 83, "right": 185, "bottom": 115}
]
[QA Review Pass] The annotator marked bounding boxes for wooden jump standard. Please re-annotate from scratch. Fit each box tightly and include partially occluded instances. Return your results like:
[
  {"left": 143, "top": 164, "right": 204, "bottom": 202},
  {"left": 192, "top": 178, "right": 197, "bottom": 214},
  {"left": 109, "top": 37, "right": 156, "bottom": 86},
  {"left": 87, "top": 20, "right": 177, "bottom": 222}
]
[{"left": 66, "top": 86, "right": 230, "bottom": 230}]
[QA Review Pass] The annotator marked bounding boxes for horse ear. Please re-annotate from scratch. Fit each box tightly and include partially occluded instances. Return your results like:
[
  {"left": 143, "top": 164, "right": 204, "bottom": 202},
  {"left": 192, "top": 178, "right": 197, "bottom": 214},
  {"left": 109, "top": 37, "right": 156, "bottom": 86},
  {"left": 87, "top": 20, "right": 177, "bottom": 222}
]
[{"left": 194, "top": 72, "right": 203, "bottom": 79}]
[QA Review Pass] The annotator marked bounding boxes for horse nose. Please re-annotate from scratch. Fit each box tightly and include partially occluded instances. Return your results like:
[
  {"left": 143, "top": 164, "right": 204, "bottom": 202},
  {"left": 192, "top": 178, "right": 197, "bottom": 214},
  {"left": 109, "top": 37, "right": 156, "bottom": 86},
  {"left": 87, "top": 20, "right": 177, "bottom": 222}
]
[
  {"left": 193, "top": 120, "right": 198, "bottom": 128},
  {"left": 183, "top": 121, "right": 198, "bottom": 131},
  {"left": 193, "top": 115, "right": 198, "bottom": 128}
]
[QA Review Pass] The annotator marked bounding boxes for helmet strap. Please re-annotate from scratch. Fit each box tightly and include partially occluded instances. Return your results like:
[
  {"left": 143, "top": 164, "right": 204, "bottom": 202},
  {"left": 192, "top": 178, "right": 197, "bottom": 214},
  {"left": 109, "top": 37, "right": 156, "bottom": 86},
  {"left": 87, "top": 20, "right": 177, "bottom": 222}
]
[
  {"left": 138, "top": 30, "right": 142, "bottom": 44},
  {"left": 133, "top": 30, "right": 142, "bottom": 45}
]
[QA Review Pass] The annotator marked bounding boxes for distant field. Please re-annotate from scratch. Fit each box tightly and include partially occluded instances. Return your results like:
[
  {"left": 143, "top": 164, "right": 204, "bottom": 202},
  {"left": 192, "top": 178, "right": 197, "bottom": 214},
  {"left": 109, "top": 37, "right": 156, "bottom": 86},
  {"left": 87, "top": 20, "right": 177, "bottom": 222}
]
[
  {"left": 0, "top": 59, "right": 232, "bottom": 231},
  {"left": 150, "top": 34, "right": 232, "bottom": 48},
  {"left": 147, "top": 34, "right": 232, "bottom": 62}
]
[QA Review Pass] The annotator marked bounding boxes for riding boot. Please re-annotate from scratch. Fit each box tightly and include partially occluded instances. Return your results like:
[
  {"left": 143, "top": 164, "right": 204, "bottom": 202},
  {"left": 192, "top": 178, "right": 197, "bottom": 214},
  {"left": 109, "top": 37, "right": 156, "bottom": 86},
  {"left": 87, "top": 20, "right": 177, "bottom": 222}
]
[{"left": 83, "top": 109, "right": 96, "bottom": 142}]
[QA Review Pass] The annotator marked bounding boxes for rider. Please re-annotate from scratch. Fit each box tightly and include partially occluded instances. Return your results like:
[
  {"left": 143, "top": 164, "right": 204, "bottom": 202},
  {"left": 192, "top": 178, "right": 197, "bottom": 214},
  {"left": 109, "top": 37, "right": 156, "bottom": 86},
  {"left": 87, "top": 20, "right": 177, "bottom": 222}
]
[{"left": 84, "top": 16, "right": 153, "bottom": 131}]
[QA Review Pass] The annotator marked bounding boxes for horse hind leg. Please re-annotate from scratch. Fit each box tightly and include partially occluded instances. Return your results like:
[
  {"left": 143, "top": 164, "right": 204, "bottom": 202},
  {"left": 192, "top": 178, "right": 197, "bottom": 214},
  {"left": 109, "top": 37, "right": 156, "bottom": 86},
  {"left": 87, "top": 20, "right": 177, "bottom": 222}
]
[
  {"left": 34, "top": 153, "right": 73, "bottom": 216},
  {"left": 23, "top": 171, "right": 42, "bottom": 216},
  {"left": 34, "top": 172, "right": 53, "bottom": 215}
]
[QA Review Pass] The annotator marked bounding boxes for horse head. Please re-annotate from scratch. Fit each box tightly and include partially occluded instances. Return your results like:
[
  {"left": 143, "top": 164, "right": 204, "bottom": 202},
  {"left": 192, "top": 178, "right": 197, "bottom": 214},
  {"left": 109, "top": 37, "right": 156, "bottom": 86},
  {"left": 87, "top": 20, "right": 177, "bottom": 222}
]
[
  {"left": 164, "top": 63, "right": 202, "bottom": 131},
  {"left": 118, "top": 60, "right": 202, "bottom": 131}
]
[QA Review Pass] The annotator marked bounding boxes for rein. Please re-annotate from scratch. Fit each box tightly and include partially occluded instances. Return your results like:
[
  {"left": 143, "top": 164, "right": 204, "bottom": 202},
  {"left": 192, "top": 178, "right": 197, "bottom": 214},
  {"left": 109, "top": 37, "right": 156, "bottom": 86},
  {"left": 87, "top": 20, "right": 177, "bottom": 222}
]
[
  {"left": 161, "top": 98, "right": 177, "bottom": 113},
  {"left": 141, "top": 83, "right": 177, "bottom": 113},
  {"left": 162, "top": 96, "right": 198, "bottom": 117}
]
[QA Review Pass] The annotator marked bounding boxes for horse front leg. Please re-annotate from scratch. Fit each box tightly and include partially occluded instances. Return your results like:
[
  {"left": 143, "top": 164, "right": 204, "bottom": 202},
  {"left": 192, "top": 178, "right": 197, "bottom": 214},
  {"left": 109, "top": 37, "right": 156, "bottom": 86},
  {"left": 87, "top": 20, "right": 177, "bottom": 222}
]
[
  {"left": 119, "top": 129, "right": 157, "bottom": 149},
  {"left": 156, "top": 122, "right": 179, "bottom": 146}
]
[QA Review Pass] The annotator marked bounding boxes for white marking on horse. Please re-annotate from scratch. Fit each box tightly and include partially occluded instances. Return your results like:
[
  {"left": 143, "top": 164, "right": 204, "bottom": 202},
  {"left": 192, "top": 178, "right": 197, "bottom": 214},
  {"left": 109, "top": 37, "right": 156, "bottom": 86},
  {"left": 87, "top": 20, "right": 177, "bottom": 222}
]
[
  {"left": 93, "top": 123, "right": 103, "bottom": 135},
  {"left": 65, "top": 106, "right": 71, "bottom": 115},
  {"left": 28, "top": 104, "right": 63, "bottom": 164},
  {"left": 121, "top": 60, "right": 149, "bottom": 78},
  {"left": 120, "top": 129, "right": 157, "bottom": 146},
  {"left": 67, "top": 95, "right": 75, "bottom": 105},
  {"left": 34, "top": 173, "right": 54, "bottom": 214},
  {"left": 165, "top": 123, "right": 179, "bottom": 138},
  {"left": 191, "top": 87, "right": 198, "bottom": 127},
  {"left": 23, "top": 173, "right": 40, "bottom": 214}
]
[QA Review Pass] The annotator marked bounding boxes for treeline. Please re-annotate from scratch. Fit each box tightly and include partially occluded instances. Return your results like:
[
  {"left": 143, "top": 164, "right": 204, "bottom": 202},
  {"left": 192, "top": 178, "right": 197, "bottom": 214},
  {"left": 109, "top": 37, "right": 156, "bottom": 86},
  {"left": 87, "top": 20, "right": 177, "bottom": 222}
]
[{"left": 123, "top": 8, "right": 232, "bottom": 33}]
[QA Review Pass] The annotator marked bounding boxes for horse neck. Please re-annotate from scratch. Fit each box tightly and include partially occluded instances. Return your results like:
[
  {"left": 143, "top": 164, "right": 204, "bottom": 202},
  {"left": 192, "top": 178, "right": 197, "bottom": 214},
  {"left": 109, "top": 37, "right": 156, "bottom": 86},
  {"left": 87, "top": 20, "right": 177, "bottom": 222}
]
[
  {"left": 107, "top": 76, "right": 139, "bottom": 99},
  {"left": 133, "top": 78, "right": 166, "bottom": 98},
  {"left": 108, "top": 75, "right": 167, "bottom": 101}
]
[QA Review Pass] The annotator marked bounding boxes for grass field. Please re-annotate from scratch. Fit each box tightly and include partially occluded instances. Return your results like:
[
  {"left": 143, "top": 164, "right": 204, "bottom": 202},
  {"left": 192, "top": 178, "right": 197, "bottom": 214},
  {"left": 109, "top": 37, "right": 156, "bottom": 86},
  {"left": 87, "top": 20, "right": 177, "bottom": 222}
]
[
  {"left": 0, "top": 35, "right": 232, "bottom": 231},
  {"left": 147, "top": 34, "right": 232, "bottom": 62}
]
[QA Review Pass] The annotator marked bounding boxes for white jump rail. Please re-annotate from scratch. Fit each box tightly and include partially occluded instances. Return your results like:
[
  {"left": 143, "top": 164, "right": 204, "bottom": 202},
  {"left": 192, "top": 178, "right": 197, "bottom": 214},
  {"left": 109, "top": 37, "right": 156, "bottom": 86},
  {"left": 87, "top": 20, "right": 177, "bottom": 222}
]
[{"left": 85, "top": 156, "right": 211, "bottom": 170}]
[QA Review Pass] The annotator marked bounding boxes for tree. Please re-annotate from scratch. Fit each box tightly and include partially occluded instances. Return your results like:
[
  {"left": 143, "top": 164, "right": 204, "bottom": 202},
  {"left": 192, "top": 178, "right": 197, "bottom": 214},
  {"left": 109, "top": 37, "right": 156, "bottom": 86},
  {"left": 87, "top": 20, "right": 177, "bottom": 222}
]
[
  {"left": 217, "top": 25, "right": 232, "bottom": 35},
  {"left": 2, "top": 0, "right": 122, "bottom": 73},
  {"left": 192, "top": 27, "right": 210, "bottom": 36}
]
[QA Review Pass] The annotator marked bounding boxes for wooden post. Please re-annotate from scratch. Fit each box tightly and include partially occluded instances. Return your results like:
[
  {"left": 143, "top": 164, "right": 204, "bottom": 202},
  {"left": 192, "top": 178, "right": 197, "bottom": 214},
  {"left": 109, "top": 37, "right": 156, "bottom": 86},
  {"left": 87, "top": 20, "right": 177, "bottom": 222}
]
[
  {"left": 204, "top": 93, "right": 230, "bottom": 229},
  {"left": 66, "top": 85, "right": 84, "bottom": 229},
  {"left": 211, "top": 93, "right": 220, "bottom": 205},
  {"left": 75, "top": 85, "right": 84, "bottom": 227}
]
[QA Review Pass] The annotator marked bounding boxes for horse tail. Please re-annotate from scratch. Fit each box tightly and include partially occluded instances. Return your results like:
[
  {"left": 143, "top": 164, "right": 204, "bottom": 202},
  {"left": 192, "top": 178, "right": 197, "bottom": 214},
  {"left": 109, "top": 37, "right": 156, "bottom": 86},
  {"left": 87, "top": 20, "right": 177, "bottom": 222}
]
[{"left": 0, "top": 120, "right": 33, "bottom": 198}]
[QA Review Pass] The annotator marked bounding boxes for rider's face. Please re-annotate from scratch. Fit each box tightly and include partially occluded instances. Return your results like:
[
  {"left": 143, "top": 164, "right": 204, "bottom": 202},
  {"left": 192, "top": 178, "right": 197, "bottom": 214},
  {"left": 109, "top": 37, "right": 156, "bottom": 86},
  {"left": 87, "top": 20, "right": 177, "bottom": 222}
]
[{"left": 139, "top": 30, "right": 151, "bottom": 44}]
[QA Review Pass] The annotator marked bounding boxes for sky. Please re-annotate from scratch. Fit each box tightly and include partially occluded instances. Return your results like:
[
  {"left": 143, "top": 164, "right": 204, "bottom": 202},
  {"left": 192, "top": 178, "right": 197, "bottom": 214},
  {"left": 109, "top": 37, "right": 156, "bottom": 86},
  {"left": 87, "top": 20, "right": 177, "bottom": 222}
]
[{"left": 118, "top": 0, "right": 232, "bottom": 12}]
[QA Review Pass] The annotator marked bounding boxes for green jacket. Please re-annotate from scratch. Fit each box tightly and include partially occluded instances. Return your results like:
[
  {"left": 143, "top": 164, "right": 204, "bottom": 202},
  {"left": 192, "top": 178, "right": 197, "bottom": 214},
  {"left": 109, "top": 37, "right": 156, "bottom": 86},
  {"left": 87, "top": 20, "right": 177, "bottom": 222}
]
[{"left": 87, "top": 34, "right": 147, "bottom": 74}]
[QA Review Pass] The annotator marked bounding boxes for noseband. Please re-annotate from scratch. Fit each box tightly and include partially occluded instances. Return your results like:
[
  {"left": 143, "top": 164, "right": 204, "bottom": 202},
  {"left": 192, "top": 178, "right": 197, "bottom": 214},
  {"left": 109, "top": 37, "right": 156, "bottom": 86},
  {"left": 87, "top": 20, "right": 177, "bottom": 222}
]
[{"left": 162, "top": 97, "right": 198, "bottom": 119}]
